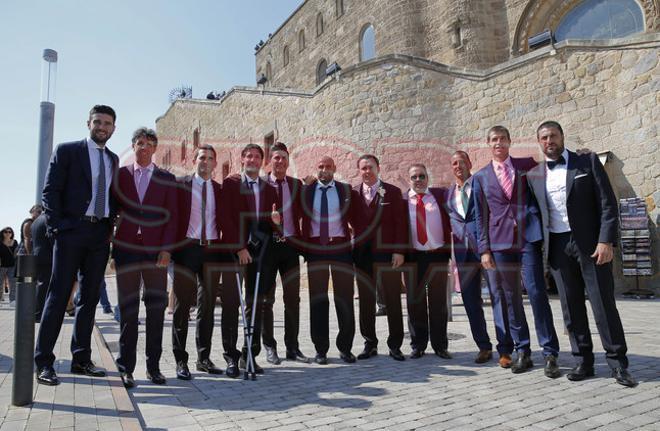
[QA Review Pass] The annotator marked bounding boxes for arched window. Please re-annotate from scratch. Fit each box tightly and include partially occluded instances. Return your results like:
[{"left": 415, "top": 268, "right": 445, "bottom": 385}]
[
  {"left": 283, "top": 45, "right": 290, "bottom": 67},
  {"left": 336, "top": 0, "right": 344, "bottom": 18},
  {"left": 316, "top": 13, "right": 324, "bottom": 37},
  {"left": 555, "top": 0, "right": 644, "bottom": 42},
  {"left": 298, "top": 29, "right": 306, "bottom": 52},
  {"left": 316, "top": 59, "right": 328, "bottom": 85},
  {"left": 266, "top": 62, "right": 272, "bottom": 83},
  {"left": 360, "top": 24, "right": 376, "bottom": 61}
]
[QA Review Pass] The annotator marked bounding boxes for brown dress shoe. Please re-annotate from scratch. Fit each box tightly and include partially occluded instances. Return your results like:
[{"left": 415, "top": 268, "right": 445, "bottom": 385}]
[
  {"left": 498, "top": 354, "right": 512, "bottom": 368},
  {"left": 475, "top": 349, "right": 493, "bottom": 364}
]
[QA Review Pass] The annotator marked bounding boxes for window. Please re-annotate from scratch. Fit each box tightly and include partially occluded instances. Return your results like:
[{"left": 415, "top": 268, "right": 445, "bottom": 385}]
[
  {"left": 316, "top": 59, "right": 328, "bottom": 85},
  {"left": 193, "top": 128, "right": 200, "bottom": 149},
  {"left": 555, "top": 0, "right": 644, "bottom": 42},
  {"left": 181, "top": 140, "right": 186, "bottom": 161},
  {"left": 298, "top": 29, "right": 306, "bottom": 52},
  {"left": 336, "top": 0, "right": 344, "bottom": 18},
  {"left": 266, "top": 62, "right": 272, "bottom": 83},
  {"left": 360, "top": 24, "right": 376, "bottom": 61},
  {"left": 222, "top": 162, "right": 230, "bottom": 179},
  {"left": 316, "top": 13, "right": 324, "bottom": 37},
  {"left": 283, "top": 45, "right": 290, "bottom": 67},
  {"left": 264, "top": 133, "right": 274, "bottom": 161}
]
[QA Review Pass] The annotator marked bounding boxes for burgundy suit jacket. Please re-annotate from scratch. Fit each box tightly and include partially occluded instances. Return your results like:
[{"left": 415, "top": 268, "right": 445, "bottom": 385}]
[
  {"left": 219, "top": 174, "right": 277, "bottom": 253},
  {"left": 111, "top": 165, "right": 178, "bottom": 254},
  {"left": 403, "top": 187, "right": 452, "bottom": 252},
  {"left": 174, "top": 175, "right": 222, "bottom": 247},
  {"left": 351, "top": 181, "right": 407, "bottom": 254}
]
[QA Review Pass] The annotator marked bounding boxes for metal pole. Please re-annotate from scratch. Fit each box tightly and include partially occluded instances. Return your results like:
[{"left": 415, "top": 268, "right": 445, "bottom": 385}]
[
  {"left": 35, "top": 49, "right": 57, "bottom": 204},
  {"left": 12, "top": 255, "right": 37, "bottom": 406}
]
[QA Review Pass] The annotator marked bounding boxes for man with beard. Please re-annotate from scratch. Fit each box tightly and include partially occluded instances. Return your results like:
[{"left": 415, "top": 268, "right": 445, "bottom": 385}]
[{"left": 36, "top": 105, "right": 120, "bottom": 386}]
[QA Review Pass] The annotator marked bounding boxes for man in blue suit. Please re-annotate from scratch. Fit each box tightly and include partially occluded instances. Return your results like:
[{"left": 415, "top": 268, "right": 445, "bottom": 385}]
[
  {"left": 445, "top": 151, "right": 493, "bottom": 364},
  {"left": 35, "top": 105, "right": 119, "bottom": 386}
]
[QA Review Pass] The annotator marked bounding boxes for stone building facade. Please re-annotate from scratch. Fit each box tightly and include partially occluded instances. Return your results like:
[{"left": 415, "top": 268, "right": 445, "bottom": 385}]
[{"left": 156, "top": 0, "right": 659, "bottom": 292}]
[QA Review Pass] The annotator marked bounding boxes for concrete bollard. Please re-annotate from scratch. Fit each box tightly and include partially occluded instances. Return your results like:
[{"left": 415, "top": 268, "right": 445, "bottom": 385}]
[{"left": 12, "top": 254, "right": 37, "bottom": 406}]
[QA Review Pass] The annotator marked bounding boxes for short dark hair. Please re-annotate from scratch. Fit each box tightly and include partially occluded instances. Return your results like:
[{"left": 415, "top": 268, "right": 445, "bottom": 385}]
[
  {"left": 195, "top": 144, "right": 217, "bottom": 159},
  {"left": 537, "top": 121, "right": 564, "bottom": 138},
  {"left": 131, "top": 127, "right": 158, "bottom": 145},
  {"left": 241, "top": 143, "right": 264, "bottom": 158},
  {"left": 452, "top": 150, "right": 471, "bottom": 162},
  {"left": 486, "top": 125, "right": 510, "bottom": 141},
  {"left": 271, "top": 142, "right": 289, "bottom": 156},
  {"left": 89, "top": 105, "right": 116, "bottom": 123},
  {"left": 30, "top": 204, "right": 43, "bottom": 214},
  {"left": 409, "top": 163, "right": 427, "bottom": 172},
  {"left": 357, "top": 154, "right": 380, "bottom": 168}
]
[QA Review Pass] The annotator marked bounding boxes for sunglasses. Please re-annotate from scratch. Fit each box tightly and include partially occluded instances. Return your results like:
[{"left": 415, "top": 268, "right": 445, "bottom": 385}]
[{"left": 410, "top": 174, "right": 427, "bottom": 181}]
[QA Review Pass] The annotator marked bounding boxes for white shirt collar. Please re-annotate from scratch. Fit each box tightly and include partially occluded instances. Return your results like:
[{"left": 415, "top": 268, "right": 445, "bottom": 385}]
[
  {"left": 242, "top": 172, "right": 259, "bottom": 185},
  {"left": 193, "top": 172, "right": 212, "bottom": 185},
  {"left": 408, "top": 188, "right": 429, "bottom": 199},
  {"left": 492, "top": 156, "right": 513, "bottom": 170},
  {"left": 547, "top": 148, "right": 569, "bottom": 164},
  {"left": 86, "top": 137, "right": 105, "bottom": 150},
  {"left": 133, "top": 162, "right": 154, "bottom": 173},
  {"left": 269, "top": 173, "right": 286, "bottom": 184},
  {"left": 317, "top": 179, "right": 335, "bottom": 190}
]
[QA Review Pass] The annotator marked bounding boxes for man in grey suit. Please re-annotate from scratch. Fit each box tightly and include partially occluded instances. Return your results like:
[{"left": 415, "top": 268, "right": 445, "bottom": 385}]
[{"left": 528, "top": 120, "right": 636, "bottom": 387}]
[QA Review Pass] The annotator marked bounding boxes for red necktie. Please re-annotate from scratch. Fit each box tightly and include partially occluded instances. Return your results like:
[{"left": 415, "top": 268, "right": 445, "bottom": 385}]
[{"left": 416, "top": 193, "right": 427, "bottom": 245}]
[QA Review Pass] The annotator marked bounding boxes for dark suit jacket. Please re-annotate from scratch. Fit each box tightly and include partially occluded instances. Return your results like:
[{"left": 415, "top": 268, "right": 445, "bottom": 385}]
[
  {"left": 174, "top": 175, "right": 222, "bottom": 245},
  {"left": 42, "top": 139, "right": 119, "bottom": 233},
  {"left": 262, "top": 175, "right": 303, "bottom": 238},
  {"left": 30, "top": 213, "right": 53, "bottom": 267},
  {"left": 446, "top": 179, "right": 480, "bottom": 254},
  {"left": 299, "top": 179, "right": 353, "bottom": 252},
  {"left": 111, "top": 165, "right": 178, "bottom": 254},
  {"left": 403, "top": 187, "right": 451, "bottom": 252},
  {"left": 528, "top": 150, "right": 618, "bottom": 260},
  {"left": 351, "top": 181, "right": 407, "bottom": 254},
  {"left": 472, "top": 156, "right": 539, "bottom": 254},
  {"left": 219, "top": 174, "right": 277, "bottom": 253}
]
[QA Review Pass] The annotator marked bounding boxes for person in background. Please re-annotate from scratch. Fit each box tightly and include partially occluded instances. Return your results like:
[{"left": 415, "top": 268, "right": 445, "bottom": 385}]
[
  {"left": 31, "top": 212, "right": 53, "bottom": 321},
  {"left": 17, "top": 205, "right": 43, "bottom": 256},
  {"left": 0, "top": 227, "right": 18, "bottom": 305}
]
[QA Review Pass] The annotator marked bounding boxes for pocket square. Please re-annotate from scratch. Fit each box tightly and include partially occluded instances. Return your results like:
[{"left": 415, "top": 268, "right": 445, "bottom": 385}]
[{"left": 574, "top": 173, "right": 588, "bottom": 179}]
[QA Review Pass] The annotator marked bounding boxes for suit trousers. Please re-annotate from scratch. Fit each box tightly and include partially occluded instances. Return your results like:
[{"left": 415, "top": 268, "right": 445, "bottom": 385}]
[
  {"left": 171, "top": 242, "right": 224, "bottom": 363},
  {"left": 307, "top": 250, "right": 355, "bottom": 355},
  {"left": 114, "top": 251, "right": 168, "bottom": 373},
  {"left": 35, "top": 220, "right": 110, "bottom": 368},
  {"left": 353, "top": 241, "right": 404, "bottom": 350},
  {"left": 35, "top": 262, "right": 53, "bottom": 321},
  {"left": 405, "top": 250, "right": 450, "bottom": 352},
  {"left": 485, "top": 250, "right": 530, "bottom": 355},
  {"left": 549, "top": 232, "right": 628, "bottom": 369},
  {"left": 454, "top": 247, "right": 492, "bottom": 351},
  {"left": 218, "top": 254, "right": 242, "bottom": 363},
  {"left": 262, "top": 239, "right": 301, "bottom": 352},
  {"left": 521, "top": 240, "right": 560, "bottom": 357}
]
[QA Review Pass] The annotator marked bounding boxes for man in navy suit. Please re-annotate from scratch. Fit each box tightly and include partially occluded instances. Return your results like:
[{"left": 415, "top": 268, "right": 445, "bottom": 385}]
[
  {"left": 36, "top": 105, "right": 119, "bottom": 386},
  {"left": 445, "top": 151, "right": 493, "bottom": 363},
  {"left": 403, "top": 164, "right": 452, "bottom": 359},
  {"left": 111, "top": 127, "right": 177, "bottom": 388},
  {"left": 528, "top": 121, "right": 635, "bottom": 387}
]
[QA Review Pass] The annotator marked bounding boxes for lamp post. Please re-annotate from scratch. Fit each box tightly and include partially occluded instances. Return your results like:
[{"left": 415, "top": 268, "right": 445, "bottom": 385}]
[{"left": 35, "top": 49, "right": 57, "bottom": 204}]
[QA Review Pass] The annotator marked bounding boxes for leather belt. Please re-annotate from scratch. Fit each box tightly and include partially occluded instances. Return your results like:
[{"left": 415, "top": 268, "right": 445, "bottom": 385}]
[
  {"left": 186, "top": 238, "right": 220, "bottom": 246},
  {"left": 81, "top": 216, "right": 109, "bottom": 223},
  {"left": 309, "top": 236, "right": 348, "bottom": 245}
]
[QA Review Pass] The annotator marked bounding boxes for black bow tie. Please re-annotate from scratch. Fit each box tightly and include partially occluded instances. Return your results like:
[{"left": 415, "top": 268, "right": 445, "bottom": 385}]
[{"left": 547, "top": 155, "right": 566, "bottom": 170}]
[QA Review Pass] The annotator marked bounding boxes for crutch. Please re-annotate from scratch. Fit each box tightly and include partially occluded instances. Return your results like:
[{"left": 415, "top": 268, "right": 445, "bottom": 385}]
[{"left": 235, "top": 271, "right": 256, "bottom": 380}]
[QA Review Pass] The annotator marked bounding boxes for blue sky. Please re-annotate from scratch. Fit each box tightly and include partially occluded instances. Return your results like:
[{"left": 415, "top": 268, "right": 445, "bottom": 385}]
[{"left": 0, "top": 0, "right": 302, "bottom": 232}]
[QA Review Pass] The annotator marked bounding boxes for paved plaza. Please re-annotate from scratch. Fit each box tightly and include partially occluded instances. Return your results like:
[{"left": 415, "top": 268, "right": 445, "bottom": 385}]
[{"left": 0, "top": 275, "right": 659, "bottom": 430}]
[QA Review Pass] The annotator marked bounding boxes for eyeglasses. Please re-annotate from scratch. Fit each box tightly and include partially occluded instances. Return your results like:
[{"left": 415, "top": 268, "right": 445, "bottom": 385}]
[{"left": 410, "top": 174, "right": 427, "bottom": 180}]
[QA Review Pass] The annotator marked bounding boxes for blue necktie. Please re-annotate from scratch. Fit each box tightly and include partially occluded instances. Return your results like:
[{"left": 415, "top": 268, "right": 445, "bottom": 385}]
[{"left": 94, "top": 148, "right": 106, "bottom": 218}]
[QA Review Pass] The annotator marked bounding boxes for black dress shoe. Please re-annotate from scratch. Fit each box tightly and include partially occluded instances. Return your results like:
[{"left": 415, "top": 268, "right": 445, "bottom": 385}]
[
  {"left": 566, "top": 363, "right": 595, "bottom": 381},
  {"left": 389, "top": 349, "right": 405, "bottom": 361},
  {"left": 265, "top": 347, "right": 282, "bottom": 365},
  {"left": 225, "top": 360, "right": 240, "bottom": 378},
  {"left": 36, "top": 366, "right": 60, "bottom": 386},
  {"left": 71, "top": 361, "right": 106, "bottom": 377},
  {"left": 357, "top": 347, "right": 378, "bottom": 360},
  {"left": 286, "top": 349, "right": 310, "bottom": 363},
  {"left": 314, "top": 353, "right": 328, "bottom": 365},
  {"left": 511, "top": 352, "right": 533, "bottom": 374},
  {"left": 176, "top": 362, "right": 192, "bottom": 380},
  {"left": 146, "top": 369, "right": 167, "bottom": 385},
  {"left": 612, "top": 367, "right": 637, "bottom": 387},
  {"left": 340, "top": 351, "right": 356, "bottom": 363},
  {"left": 434, "top": 349, "right": 453, "bottom": 360},
  {"left": 239, "top": 357, "right": 264, "bottom": 374},
  {"left": 196, "top": 358, "right": 223, "bottom": 374},
  {"left": 375, "top": 307, "right": 387, "bottom": 316},
  {"left": 120, "top": 372, "right": 135, "bottom": 388},
  {"left": 410, "top": 349, "right": 424, "bottom": 359},
  {"left": 544, "top": 356, "right": 561, "bottom": 379}
]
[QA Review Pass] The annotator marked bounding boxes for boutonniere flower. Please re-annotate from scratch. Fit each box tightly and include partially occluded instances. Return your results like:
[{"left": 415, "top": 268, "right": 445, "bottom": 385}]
[{"left": 377, "top": 186, "right": 386, "bottom": 198}]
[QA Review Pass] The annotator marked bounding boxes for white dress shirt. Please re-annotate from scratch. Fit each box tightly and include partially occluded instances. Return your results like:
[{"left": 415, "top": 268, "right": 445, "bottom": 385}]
[
  {"left": 132, "top": 162, "right": 154, "bottom": 202},
  {"left": 362, "top": 179, "right": 381, "bottom": 204},
  {"left": 268, "top": 174, "right": 296, "bottom": 237},
  {"left": 310, "top": 180, "right": 345, "bottom": 238},
  {"left": 84, "top": 137, "right": 112, "bottom": 217},
  {"left": 186, "top": 174, "right": 219, "bottom": 240},
  {"left": 545, "top": 148, "right": 571, "bottom": 233},
  {"left": 407, "top": 189, "right": 445, "bottom": 250},
  {"left": 454, "top": 180, "right": 472, "bottom": 219}
]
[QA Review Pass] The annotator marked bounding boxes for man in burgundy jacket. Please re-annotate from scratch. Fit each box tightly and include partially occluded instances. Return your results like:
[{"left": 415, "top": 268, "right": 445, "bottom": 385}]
[
  {"left": 111, "top": 127, "right": 177, "bottom": 388},
  {"left": 351, "top": 154, "right": 408, "bottom": 361},
  {"left": 218, "top": 143, "right": 277, "bottom": 376}
]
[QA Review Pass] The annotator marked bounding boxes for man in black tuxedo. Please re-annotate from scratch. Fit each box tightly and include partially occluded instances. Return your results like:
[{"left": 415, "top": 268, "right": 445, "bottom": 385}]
[
  {"left": 36, "top": 105, "right": 119, "bottom": 386},
  {"left": 171, "top": 145, "right": 225, "bottom": 380},
  {"left": 528, "top": 121, "right": 636, "bottom": 387}
]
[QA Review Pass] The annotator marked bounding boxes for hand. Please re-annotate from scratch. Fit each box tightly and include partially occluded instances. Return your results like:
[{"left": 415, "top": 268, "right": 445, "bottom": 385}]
[
  {"left": 271, "top": 203, "right": 282, "bottom": 225},
  {"left": 481, "top": 252, "right": 496, "bottom": 270},
  {"left": 392, "top": 253, "right": 404, "bottom": 268},
  {"left": 591, "top": 242, "right": 613, "bottom": 265},
  {"left": 156, "top": 251, "right": 171, "bottom": 268},
  {"left": 237, "top": 248, "right": 253, "bottom": 265},
  {"left": 303, "top": 175, "right": 317, "bottom": 186}
]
